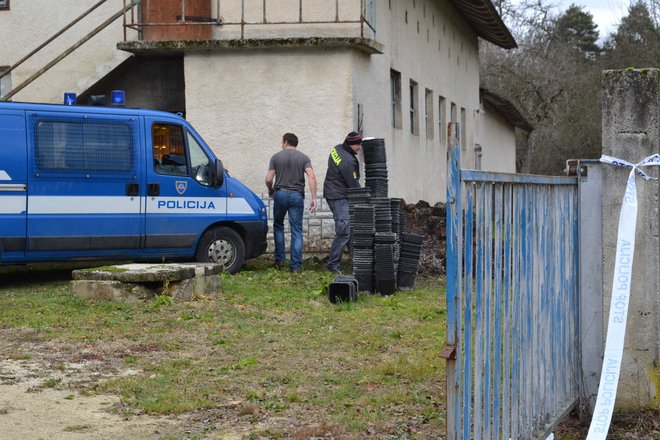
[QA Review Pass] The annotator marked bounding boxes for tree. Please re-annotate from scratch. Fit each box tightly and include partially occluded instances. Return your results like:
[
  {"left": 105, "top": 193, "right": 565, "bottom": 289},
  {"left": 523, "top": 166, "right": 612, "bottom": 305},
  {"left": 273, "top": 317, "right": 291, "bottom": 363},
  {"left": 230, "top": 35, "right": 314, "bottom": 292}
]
[
  {"left": 603, "top": 1, "right": 660, "bottom": 68},
  {"left": 480, "top": 0, "right": 602, "bottom": 175},
  {"left": 554, "top": 4, "right": 600, "bottom": 58}
]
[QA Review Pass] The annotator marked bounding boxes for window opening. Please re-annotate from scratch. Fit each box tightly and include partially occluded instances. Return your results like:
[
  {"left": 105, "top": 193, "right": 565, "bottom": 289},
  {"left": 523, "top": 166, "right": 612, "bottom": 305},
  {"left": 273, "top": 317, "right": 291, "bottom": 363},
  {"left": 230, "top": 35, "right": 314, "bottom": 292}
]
[
  {"left": 410, "top": 80, "right": 419, "bottom": 135},
  {"left": 425, "top": 89, "right": 434, "bottom": 140},
  {"left": 438, "top": 96, "right": 446, "bottom": 144},
  {"left": 187, "top": 131, "right": 213, "bottom": 186},
  {"left": 390, "top": 69, "right": 402, "bottom": 129},
  {"left": 152, "top": 123, "right": 188, "bottom": 176}
]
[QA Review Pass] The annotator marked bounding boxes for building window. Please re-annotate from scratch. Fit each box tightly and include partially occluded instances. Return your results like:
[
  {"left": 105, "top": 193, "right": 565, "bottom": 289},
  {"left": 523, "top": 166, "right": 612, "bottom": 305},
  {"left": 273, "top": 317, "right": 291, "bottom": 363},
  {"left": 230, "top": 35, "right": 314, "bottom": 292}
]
[
  {"left": 390, "top": 69, "right": 402, "bottom": 129},
  {"left": 461, "top": 107, "right": 467, "bottom": 150},
  {"left": 438, "top": 96, "right": 446, "bottom": 144},
  {"left": 409, "top": 79, "right": 419, "bottom": 135},
  {"left": 0, "top": 0, "right": 9, "bottom": 10},
  {"left": 425, "top": 89, "right": 434, "bottom": 140},
  {"left": 0, "top": 67, "right": 10, "bottom": 99}
]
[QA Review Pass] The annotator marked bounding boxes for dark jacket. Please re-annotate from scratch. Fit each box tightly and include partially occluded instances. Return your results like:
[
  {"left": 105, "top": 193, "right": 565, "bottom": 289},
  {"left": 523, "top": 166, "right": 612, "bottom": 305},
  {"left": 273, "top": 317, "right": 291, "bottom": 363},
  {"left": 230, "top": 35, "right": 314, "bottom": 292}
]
[{"left": 323, "top": 143, "right": 360, "bottom": 200}]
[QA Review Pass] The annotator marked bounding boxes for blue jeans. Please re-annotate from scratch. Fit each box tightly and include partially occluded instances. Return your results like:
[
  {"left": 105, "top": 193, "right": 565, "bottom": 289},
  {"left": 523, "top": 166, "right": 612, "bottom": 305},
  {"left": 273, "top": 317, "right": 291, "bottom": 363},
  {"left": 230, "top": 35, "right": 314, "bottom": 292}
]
[
  {"left": 326, "top": 198, "right": 351, "bottom": 270},
  {"left": 273, "top": 190, "right": 305, "bottom": 270}
]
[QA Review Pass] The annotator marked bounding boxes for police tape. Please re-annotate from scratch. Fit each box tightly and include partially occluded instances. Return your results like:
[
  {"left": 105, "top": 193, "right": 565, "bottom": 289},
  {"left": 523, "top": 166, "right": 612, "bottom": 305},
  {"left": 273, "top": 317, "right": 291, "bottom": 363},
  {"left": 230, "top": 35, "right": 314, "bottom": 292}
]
[{"left": 586, "top": 153, "right": 660, "bottom": 440}]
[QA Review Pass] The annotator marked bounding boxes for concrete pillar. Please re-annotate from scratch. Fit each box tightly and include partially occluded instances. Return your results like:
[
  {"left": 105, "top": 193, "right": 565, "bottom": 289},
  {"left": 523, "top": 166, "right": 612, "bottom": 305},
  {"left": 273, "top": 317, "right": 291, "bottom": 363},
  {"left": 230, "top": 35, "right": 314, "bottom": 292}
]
[{"left": 601, "top": 69, "right": 660, "bottom": 409}]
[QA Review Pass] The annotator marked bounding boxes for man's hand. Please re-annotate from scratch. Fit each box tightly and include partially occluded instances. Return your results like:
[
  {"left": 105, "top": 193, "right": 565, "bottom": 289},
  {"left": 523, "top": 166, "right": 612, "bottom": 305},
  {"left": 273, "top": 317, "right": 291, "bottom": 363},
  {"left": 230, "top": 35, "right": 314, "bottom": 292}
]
[
  {"left": 309, "top": 198, "right": 317, "bottom": 213},
  {"left": 268, "top": 188, "right": 275, "bottom": 199}
]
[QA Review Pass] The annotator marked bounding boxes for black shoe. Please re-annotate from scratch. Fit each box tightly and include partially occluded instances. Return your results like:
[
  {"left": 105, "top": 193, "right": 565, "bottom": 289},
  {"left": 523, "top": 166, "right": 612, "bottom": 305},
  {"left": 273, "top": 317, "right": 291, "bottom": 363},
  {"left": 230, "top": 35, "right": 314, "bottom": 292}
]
[
  {"left": 274, "top": 260, "right": 284, "bottom": 270},
  {"left": 326, "top": 266, "right": 341, "bottom": 274},
  {"left": 290, "top": 267, "right": 302, "bottom": 274}
]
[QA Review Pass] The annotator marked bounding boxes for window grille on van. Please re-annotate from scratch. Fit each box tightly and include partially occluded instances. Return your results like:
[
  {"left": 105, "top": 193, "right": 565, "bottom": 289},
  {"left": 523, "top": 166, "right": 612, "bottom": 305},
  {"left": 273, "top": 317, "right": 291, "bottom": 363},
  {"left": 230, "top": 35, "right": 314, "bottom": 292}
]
[{"left": 34, "top": 118, "right": 134, "bottom": 174}]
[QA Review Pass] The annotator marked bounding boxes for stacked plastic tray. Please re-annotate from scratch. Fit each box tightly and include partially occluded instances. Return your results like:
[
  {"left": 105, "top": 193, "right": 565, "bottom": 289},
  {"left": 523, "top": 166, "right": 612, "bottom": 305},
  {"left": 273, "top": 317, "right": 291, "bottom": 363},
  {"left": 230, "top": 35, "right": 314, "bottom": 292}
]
[
  {"left": 351, "top": 204, "right": 375, "bottom": 293},
  {"left": 374, "top": 232, "right": 397, "bottom": 295},
  {"left": 362, "top": 138, "right": 389, "bottom": 197},
  {"left": 328, "top": 275, "right": 359, "bottom": 304},
  {"left": 398, "top": 233, "right": 424, "bottom": 290}
]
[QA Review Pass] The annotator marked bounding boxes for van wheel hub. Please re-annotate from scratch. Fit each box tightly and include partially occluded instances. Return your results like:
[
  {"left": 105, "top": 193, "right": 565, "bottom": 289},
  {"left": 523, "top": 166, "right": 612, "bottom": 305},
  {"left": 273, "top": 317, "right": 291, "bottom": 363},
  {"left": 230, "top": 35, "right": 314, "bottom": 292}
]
[{"left": 207, "top": 239, "right": 235, "bottom": 268}]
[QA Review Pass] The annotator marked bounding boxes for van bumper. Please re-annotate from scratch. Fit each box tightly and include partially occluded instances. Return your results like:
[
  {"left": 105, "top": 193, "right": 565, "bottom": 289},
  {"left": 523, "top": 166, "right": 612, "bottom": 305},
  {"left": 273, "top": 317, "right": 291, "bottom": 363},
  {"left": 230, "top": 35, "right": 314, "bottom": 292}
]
[{"left": 240, "top": 221, "right": 268, "bottom": 259}]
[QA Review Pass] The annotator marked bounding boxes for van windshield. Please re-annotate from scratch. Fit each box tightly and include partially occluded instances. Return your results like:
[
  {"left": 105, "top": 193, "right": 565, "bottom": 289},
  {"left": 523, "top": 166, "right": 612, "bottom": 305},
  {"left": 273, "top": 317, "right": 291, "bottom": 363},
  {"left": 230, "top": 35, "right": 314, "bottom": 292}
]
[{"left": 187, "top": 132, "right": 212, "bottom": 186}]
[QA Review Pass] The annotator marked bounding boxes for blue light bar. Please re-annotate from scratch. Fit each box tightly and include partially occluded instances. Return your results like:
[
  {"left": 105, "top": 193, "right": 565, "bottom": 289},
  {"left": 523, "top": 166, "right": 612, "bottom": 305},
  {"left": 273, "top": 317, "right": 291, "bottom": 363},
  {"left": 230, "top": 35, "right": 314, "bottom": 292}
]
[
  {"left": 63, "top": 93, "right": 76, "bottom": 106},
  {"left": 111, "top": 90, "right": 125, "bottom": 106}
]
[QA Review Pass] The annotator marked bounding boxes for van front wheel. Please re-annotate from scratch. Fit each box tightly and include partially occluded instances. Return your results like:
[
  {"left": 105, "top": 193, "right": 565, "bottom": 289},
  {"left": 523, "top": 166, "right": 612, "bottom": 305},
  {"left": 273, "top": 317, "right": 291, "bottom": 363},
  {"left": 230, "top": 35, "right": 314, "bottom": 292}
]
[{"left": 196, "top": 227, "right": 245, "bottom": 274}]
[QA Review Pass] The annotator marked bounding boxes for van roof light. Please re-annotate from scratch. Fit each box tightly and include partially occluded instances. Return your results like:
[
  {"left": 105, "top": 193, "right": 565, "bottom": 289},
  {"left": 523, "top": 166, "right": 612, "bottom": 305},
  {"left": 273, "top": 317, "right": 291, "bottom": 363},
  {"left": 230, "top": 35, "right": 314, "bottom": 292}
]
[
  {"left": 64, "top": 93, "right": 76, "bottom": 106},
  {"left": 111, "top": 90, "right": 125, "bottom": 106}
]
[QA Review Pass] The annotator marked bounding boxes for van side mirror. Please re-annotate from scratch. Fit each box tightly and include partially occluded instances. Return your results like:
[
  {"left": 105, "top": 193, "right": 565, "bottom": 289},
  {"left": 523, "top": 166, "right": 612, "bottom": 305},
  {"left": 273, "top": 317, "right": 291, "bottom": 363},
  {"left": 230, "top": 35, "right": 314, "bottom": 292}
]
[{"left": 212, "top": 159, "right": 225, "bottom": 188}]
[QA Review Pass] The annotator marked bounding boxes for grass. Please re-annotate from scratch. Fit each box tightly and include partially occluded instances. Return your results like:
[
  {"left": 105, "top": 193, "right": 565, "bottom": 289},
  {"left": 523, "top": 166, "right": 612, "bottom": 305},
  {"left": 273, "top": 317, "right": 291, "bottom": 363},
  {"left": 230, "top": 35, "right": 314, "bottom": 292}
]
[{"left": 0, "top": 258, "right": 446, "bottom": 438}]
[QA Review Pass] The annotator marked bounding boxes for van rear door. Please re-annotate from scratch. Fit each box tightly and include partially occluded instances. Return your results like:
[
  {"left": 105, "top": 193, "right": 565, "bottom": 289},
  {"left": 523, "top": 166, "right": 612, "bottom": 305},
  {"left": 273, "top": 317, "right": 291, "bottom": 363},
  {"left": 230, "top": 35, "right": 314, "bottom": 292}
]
[
  {"left": 144, "top": 117, "right": 226, "bottom": 254},
  {"left": 0, "top": 109, "right": 27, "bottom": 261},
  {"left": 25, "top": 111, "right": 143, "bottom": 258}
]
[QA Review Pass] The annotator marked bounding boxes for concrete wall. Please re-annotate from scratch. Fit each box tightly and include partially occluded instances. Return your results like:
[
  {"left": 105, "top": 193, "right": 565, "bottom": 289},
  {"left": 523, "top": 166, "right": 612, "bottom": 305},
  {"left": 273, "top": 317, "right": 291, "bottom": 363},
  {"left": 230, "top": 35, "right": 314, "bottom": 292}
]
[
  {"left": 351, "top": 0, "right": 481, "bottom": 203},
  {"left": 0, "top": 0, "right": 136, "bottom": 103},
  {"left": 184, "top": 48, "right": 354, "bottom": 195},
  {"left": 476, "top": 101, "right": 517, "bottom": 173},
  {"left": 601, "top": 69, "right": 659, "bottom": 409},
  {"left": 182, "top": 0, "right": 485, "bottom": 204}
]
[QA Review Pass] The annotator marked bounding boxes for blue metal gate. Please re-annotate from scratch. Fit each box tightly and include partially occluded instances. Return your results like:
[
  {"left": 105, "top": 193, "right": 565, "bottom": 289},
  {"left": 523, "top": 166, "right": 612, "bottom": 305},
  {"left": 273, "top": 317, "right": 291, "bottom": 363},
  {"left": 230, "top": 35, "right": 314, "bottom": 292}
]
[{"left": 444, "top": 123, "right": 580, "bottom": 439}]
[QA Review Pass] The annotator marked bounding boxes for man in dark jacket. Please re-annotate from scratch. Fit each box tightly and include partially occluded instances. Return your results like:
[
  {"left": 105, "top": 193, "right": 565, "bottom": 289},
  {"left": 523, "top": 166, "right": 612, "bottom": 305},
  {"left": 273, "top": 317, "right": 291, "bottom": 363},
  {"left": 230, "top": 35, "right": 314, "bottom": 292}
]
[{"left": 323, "top": 131, "right": 362, "bottom": 272}]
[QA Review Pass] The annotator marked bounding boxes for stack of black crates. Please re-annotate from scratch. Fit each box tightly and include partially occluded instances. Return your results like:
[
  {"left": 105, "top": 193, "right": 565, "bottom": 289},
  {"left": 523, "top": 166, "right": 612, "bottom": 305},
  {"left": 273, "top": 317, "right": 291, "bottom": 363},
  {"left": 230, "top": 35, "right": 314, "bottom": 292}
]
[{"left": 345, "top": 138, "right": 423, "bottom": 295}]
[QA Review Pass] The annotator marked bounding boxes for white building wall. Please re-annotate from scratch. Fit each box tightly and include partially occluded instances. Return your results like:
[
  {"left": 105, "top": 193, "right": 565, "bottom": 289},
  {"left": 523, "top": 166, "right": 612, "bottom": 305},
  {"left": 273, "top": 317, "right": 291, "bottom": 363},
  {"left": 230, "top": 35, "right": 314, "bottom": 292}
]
[
  {"left": 184, "top": 48, "right": 355, "bottom": 194},
  {"left": 0, "top": 0, "right": 135, "bottom": 103},
  {"left": 352, "top": 0, "right": 481, "bottom": 203},
  {"left": 476, "top": 103, "right": 517, "bottom": 173}
]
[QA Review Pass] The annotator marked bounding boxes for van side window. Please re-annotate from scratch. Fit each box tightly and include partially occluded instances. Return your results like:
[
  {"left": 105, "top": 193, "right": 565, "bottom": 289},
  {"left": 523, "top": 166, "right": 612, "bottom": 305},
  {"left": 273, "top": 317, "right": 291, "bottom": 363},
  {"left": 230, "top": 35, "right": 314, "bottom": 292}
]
[
  {"left": 152, "top": 123, "right": 188, "bottom": 176},
  {"left": 34, "top": 119, "right": 134, "bottom": 174},
  {"left": 187, "top": 131, "right": 213, "bottom": 186}
]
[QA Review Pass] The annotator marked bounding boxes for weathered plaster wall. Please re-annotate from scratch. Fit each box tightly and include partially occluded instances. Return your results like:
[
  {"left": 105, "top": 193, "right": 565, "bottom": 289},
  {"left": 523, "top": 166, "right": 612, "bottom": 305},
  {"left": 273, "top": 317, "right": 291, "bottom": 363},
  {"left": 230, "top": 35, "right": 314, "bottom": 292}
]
[
  {"left": 184, "top": 48, "right": 354, "bottom": 193},
  {"left": 351, "top": 0, "right": 481, "bottom": 203},
  {"left": 601, "top": 68, "right": 659, "bottom": 409},
  {"left": 477, "top": 102, "right": 517, "bottom": 173},
  {"left": 0, "top": 0, "right": 134, "bottom": 103}
]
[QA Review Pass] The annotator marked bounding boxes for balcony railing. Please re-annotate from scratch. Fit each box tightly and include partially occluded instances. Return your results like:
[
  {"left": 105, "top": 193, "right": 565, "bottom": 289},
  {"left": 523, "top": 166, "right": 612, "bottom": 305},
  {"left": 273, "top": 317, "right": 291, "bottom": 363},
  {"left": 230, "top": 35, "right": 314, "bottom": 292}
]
[{"left": 123, "top": 0, "right": 376, "bottom": 41}]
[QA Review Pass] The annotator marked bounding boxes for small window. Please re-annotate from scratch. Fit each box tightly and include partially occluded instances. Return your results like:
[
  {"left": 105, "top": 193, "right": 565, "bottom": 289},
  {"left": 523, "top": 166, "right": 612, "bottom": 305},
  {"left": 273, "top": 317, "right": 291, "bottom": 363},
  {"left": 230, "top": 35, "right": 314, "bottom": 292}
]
[
  {"left": 438, "top": 96, "right": 446, "bottom": 144},
  {"left": 34, "top": 118, "right": 134, "bottom": 174},
  {"left": 390, "top": 69, "right": 402, "bottom": 129},
  {"left": 0, "top": 0, "right": 9, "bottom": 10},
  {"left": 187, "top": 131, "right": 213, "bottom": 186},
  {"left": 425, "top": 89, "right": 434, "bottom": 140},
  {"left": 152, "top": 123, "right": 188, "bottom": 176},
  {"left": 410, "top": 79, "right": 419, "bottom": 136}
]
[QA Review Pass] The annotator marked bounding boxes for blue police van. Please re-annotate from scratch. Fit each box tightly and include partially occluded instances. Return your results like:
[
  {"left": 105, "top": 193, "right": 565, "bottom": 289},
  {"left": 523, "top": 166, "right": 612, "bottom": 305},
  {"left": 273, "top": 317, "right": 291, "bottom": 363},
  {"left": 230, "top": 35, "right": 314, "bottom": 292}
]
[{"left": 0, "top": 100, "right": 268, "bottom": 273}]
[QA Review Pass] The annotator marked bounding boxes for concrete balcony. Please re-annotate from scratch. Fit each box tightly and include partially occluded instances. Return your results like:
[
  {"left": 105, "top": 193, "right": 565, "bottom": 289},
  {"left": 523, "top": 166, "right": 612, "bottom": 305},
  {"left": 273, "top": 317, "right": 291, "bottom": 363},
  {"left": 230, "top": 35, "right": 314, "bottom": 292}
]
[{"left": 118, "top": 0, "right": 381, "bottom": 55}]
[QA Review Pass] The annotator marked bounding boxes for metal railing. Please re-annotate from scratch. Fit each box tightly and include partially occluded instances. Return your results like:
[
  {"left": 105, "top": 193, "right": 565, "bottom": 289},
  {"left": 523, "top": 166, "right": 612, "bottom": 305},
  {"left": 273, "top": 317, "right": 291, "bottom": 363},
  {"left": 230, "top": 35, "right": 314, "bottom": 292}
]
[
  {"left": 123, "top": 0, "right": 376, "bottom": 41},
  {"left": 1, "top": 0, "right": 141, "bottom": 101}
]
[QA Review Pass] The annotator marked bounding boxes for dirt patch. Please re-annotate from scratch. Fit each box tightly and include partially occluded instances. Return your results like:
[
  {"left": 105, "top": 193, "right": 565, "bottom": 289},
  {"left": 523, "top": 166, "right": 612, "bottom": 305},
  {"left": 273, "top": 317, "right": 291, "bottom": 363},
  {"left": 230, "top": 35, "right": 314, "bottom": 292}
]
[{"left": 0, "top": 358, "right": 180, "bottom": 440}]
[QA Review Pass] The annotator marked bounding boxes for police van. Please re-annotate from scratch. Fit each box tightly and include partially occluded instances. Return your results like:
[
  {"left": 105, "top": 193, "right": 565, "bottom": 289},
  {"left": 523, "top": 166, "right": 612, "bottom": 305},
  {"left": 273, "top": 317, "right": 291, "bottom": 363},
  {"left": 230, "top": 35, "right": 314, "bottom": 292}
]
[{"left": 0, "top": 99, "right": 268, "bottom": 273}]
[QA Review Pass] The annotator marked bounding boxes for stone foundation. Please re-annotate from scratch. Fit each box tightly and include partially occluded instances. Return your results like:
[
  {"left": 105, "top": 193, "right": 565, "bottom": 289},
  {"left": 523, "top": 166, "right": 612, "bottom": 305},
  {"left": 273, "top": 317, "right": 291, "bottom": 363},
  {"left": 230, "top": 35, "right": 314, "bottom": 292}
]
[
  {"left": 259, "top": 192, "right": 336, "bottom": 255},
  {"left": 70, "top": 263, "right": 222, "bottom": 303}
]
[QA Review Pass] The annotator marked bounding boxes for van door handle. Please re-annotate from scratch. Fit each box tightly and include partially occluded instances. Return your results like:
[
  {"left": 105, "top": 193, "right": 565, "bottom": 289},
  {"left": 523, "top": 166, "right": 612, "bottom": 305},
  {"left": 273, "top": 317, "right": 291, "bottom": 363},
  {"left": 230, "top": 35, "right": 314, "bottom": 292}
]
[
  {"left": 126, "top": 183, "right": 139, "bottom": 197},
  {"left": 148, "top": 183, "right": 160, "bottom": 197}
]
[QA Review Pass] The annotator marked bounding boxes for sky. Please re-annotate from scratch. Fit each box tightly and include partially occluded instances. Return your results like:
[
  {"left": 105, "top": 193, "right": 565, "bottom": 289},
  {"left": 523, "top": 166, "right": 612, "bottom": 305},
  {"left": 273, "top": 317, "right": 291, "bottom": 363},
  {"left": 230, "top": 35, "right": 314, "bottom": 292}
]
[{"left": 569, "top": 0, "right": 632, "bottom": 37}]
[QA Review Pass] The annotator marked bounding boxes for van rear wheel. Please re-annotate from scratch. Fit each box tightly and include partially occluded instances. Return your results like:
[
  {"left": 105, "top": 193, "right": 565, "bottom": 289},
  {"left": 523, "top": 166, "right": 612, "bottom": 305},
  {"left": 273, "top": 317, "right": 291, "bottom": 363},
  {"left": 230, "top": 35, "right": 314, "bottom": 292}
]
[{"left": 196, "top": 227, "right": 245, "bottom": 274}]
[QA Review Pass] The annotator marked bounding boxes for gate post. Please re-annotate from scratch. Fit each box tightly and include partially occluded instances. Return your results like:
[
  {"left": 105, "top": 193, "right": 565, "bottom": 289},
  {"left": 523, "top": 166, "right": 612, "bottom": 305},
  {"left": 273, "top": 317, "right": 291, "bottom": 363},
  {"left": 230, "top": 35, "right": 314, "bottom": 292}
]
[
  {"left": 577, "top": 160, "right": 604, "bottom": 416},
  {"left": 601, "top": 68, "right": 660, "bottom": 409},
  {"left": 444, "top": 122, "right": 461, "bottom": 440}
]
